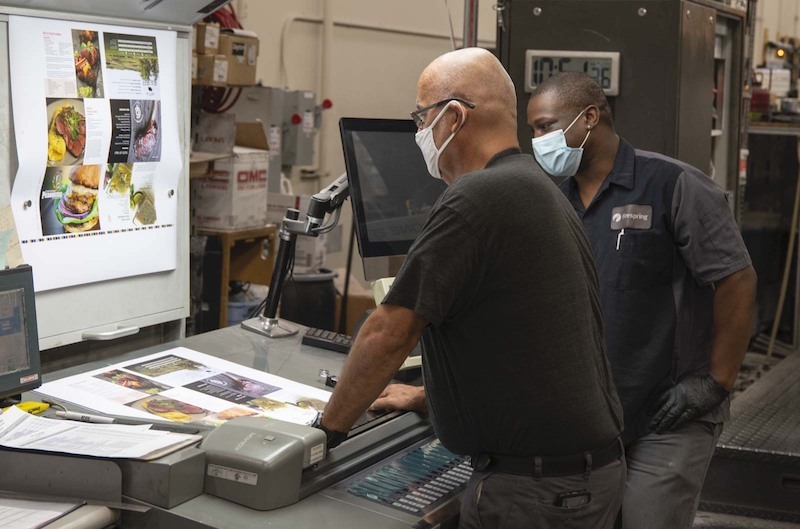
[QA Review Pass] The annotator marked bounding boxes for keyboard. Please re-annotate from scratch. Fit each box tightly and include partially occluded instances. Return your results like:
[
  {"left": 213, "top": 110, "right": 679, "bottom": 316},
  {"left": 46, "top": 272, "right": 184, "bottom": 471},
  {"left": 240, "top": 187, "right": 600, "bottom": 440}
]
[{"left": 302, "top": 327, "right": 353, "bottom": 353}]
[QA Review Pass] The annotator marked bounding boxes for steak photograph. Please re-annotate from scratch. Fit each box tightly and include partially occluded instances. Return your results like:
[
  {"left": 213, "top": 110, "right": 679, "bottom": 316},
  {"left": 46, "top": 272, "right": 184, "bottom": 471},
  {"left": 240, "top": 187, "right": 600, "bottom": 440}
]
[
  {"left": 130, "top": 100, "right": 161, "bottom": 162},
  {"left": 47, "top": 99, "right": 86, "bottom": 166}
]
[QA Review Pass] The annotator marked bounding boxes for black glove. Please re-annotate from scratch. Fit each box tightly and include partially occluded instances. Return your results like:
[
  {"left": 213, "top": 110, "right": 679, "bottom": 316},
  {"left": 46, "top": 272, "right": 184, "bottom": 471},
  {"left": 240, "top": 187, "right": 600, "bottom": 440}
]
[
  {"left": 320, "top": 422, "right": 348, "bottom": 449},
  {"left": 648, "top": 373, "right": 729, "bottom": 434},
  {"left": 313, "top": 412, "right": 348, "bottom": 449}
]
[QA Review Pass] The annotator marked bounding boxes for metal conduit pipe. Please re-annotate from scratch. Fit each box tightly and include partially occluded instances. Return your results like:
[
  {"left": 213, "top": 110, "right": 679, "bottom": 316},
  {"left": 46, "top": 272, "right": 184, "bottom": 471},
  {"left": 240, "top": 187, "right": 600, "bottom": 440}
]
[
  {"left": 463, "top": 0, "right": 479, "bottom": 48},
  {"left": 288, "top": 16, "right": 494, "bottom": 48}
]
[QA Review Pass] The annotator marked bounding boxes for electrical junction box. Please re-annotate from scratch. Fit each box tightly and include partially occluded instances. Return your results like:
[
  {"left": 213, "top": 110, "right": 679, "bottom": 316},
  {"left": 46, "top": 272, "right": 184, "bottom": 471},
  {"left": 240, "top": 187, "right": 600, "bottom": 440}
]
[{"left": 283, "top": 90, "right": 317, "bottom": 166}]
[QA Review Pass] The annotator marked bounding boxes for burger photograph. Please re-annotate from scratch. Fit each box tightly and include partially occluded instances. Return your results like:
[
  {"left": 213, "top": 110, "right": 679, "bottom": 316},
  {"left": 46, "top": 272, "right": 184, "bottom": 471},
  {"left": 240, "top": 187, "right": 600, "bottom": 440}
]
[{"left": 40, "top": 165, "right": 101, "bottom": 235}]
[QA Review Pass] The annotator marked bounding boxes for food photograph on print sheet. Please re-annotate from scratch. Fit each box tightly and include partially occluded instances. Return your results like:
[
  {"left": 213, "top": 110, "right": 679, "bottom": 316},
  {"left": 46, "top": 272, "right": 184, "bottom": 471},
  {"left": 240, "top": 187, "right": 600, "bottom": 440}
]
[
  {"left": 130, "top": 186, "right": 157, "bottom": 226},
  {"left": 201, "top": 407, "right": 259, "bottom": 427},
  {"left": 46, "top": 98, "right": 86, "bottom": 167},
  {"left": 93, "top": 369, "right": 171, "bottom": 395},
  {"left": 129, "top": 100, "right": 161, "bottom": 163},
  {"left": 40, "top": 165, "right": 101, "bottom": 235},
  {"left": 200, "top": 372, "right": 280, "bottom": 399},
  {"left": 127, "top": 395, "right": 209, "bottom": 423},
  {"left": 104, "top": 163, "right": 132, "bottom": 196},
  {"left": 72, "top": 29, "right": 103, "bottom": 98}
]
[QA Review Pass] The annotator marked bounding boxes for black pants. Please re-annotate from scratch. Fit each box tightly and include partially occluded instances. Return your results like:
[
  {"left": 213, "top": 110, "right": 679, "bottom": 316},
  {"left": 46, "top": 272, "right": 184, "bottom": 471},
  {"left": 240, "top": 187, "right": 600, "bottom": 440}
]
[{"left": 458, "top": 456, "right": 626, "bottom": 529}]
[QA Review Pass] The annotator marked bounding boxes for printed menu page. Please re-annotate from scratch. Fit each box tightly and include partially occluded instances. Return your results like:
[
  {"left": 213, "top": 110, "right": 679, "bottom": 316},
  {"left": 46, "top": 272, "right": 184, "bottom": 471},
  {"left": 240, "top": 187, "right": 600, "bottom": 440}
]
[{"left": 8, "top": 16, "right": 181, "bottom": 291}]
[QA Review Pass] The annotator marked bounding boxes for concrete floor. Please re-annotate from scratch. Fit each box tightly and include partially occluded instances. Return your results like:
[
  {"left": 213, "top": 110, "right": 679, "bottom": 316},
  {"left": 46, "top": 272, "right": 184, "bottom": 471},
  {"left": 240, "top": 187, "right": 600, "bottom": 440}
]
[{"left": 695, "top": 511, "right": 800, "bottom": 528}]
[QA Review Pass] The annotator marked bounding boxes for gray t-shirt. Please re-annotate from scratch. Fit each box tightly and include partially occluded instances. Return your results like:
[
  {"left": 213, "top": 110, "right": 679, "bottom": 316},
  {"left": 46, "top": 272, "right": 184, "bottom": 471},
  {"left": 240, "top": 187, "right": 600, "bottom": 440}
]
[{"left": 384, "top": 149, "right": 623, "bottom": 457}]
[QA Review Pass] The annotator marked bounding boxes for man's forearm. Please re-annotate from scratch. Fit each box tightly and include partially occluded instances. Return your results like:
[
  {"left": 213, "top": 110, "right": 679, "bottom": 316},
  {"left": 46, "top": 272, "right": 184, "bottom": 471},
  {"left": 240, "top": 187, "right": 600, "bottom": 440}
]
[
  {"left": 710, "top": 265, "right": 757, "bottom": 390},
  {"left": 323, "top": 305, "right": 424, "bottom": 432}
]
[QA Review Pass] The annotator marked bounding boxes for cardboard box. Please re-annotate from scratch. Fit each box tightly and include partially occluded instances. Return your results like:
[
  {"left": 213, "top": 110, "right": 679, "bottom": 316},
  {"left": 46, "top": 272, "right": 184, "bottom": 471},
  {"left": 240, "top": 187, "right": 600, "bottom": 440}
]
[
  {"left": 195, "top": 22, "right": 220, "bottom": 55},
  {"left": 196, "top": 54, "right": 227, "bottom": 86},
  {"left": 294, "top": 234, "right": 327, "bottom": 274},
  {"left": 219, "top": 32, "right": 259, "bottom": 86},
  {"left": 267, "top": 192, "right": 299, "bottom": 225},
  {"left": 192, "top": 146, "right": 268, "bottom": 230},
  {"left": 189, "top": 151, "right": 230, "bottom": 180},
  {"left": 334, "top": 292, "right": 376, "bottom": 337},
  {"left": 755, "top": 68, "right": 792, "bottom": 97},
  {"left": 193, "top": 111, "right": 236, "bottom": 154}
]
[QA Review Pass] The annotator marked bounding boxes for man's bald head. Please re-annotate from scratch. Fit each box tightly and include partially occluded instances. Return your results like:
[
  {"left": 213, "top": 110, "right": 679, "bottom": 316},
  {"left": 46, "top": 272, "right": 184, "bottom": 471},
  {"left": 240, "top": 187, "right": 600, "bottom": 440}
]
[
  {"left": 414, "top": 48, "right": 520, "bottom": 183},
  {"left": 418, "top": 47, "right": 517, "bottom": 128}
]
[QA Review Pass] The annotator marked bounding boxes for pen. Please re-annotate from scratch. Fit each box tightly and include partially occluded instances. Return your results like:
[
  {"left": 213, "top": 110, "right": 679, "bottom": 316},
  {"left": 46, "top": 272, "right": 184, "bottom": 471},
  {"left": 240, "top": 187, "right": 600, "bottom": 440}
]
[
  {"left": 56, "top": 411, "right": 114, "bottom": 424},
  {"left": 55, "top": 410, "right": 202, "bottom": 435}
]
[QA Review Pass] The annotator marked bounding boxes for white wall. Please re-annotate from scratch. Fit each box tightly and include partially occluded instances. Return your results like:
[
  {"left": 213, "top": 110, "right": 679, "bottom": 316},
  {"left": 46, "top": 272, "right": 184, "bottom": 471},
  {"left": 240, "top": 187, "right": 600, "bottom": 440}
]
[
  {"left": 234, "top": 0, "right": 498, "bottom": 280},
  {"left": 754, "top": 0, "right": 800, "bottom": 66}
]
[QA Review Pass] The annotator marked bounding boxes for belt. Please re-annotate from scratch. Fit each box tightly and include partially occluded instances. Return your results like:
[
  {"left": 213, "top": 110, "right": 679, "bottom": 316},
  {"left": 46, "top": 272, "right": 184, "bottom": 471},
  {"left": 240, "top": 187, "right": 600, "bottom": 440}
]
[{"left": 470, "top": 438, "right": 623, "bottom": 478}]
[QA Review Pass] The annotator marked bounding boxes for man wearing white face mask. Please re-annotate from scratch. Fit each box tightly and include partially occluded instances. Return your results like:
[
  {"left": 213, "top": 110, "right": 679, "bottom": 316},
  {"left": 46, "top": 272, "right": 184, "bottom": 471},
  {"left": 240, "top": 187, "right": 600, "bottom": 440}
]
[
  {"left": 321, "top": 48, "right": 626, "bottom": 529},
  {"left": 527, "top": 72, "right": 757, "bottom": 529}
]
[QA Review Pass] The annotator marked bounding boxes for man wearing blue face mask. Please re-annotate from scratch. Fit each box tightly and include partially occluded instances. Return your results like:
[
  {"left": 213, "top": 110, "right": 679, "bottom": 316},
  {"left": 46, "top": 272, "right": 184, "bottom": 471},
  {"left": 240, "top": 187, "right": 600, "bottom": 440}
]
[
  {"left": 322, "top": 48, "right": 626, "bottom": 529},
  {"left": 527, "top": 71, "right": 757, "bottom": 529}
]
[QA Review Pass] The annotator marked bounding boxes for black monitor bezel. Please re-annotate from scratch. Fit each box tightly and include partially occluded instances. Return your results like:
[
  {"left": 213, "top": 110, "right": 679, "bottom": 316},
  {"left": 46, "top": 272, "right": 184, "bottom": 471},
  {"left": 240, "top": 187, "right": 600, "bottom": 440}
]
[
  {"left": 339, "top": 117, "right": 427, "bottom": 259},
  {"left": 0, "top": 265, "right": 41, "bottom": 401}
]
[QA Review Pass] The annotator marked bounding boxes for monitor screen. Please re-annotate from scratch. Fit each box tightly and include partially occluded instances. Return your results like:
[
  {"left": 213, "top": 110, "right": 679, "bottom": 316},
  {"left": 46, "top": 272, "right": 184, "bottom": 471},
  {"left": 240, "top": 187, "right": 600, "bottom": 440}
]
[
  {"left": 340, "top": 118, "right": 447, "bottom": 281},
  {"left": 0, "top": 265, "right": 41, "bottom": 402}
]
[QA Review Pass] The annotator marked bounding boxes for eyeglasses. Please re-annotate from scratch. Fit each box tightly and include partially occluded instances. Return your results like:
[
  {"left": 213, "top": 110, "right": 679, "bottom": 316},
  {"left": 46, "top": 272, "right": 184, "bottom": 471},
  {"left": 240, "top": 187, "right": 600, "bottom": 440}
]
[{"left": 410, "top": 98, "right": 476, "bottom": 129}]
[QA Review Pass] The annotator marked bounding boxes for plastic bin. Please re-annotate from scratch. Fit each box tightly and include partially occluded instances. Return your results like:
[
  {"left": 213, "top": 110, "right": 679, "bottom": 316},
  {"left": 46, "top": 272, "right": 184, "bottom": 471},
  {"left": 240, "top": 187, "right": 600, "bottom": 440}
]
[
  {"left": 227, "top": 299, "right": 261, "bottom": 327},
  {"left": 280, "top": 268, "right": 337, "bottom": 330}
]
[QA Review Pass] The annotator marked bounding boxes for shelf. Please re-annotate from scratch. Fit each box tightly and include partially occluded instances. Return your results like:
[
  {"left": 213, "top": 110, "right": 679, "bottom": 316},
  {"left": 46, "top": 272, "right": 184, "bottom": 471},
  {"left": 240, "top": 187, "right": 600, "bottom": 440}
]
[
  {"left": 748, "top": 124, "right": 800, "bottom": 137},
  {"left": 197, "top": 226, "right": 278, "bottom": 329}
]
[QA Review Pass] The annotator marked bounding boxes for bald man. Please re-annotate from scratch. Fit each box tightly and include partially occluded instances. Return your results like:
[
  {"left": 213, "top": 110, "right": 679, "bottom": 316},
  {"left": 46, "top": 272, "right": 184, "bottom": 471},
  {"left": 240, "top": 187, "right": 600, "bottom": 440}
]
[{"left": 321, "top": 48, "right": 625, "bottom": 529}]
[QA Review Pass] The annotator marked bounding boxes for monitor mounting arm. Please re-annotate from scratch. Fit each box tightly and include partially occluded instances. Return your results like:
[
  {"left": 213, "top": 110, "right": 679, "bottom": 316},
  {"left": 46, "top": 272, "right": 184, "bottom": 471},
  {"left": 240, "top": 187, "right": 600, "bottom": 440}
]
[{"left": 241, "top": 173, "right": 350, "bottom": 338}]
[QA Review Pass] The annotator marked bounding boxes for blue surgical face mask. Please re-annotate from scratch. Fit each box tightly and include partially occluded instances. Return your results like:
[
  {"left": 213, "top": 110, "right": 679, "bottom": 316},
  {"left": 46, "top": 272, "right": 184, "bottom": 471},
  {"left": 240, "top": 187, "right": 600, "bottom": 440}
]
[{"left": 531, "top": 107, "right": 591, "bottom": 177}]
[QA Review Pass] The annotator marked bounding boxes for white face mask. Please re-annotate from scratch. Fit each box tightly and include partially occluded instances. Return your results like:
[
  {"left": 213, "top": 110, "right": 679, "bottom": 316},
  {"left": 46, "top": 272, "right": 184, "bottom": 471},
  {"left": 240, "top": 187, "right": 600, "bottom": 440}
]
[
  {"left": 415, "top": 101, "right": 462, "bottom": 180},
  {"left": 531, "top": 107, "right": 591, "bottom": 178}
]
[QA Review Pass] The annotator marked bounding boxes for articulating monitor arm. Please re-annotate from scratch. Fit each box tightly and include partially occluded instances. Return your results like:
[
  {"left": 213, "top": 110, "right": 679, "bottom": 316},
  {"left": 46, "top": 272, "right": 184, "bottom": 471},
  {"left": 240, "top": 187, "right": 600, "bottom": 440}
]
[{"left": 242, "top": 173, "right": 350, "bottom": 338}]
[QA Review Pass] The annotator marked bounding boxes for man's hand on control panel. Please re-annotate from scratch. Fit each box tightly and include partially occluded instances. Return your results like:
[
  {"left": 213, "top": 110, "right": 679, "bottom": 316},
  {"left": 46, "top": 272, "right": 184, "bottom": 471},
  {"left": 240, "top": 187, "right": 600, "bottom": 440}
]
[{"left": 369, "top": 384, "right": 427, "bottom": 414}]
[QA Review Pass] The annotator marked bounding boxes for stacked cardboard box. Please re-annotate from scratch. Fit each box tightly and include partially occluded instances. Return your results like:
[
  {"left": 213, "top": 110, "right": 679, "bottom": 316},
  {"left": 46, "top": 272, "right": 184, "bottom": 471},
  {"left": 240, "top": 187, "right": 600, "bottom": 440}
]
[
  {"left": 192, "top": 124, "right": 270, "bottom": 230},
  {"left": 219, "top": 30, "right": 259, "bottom": 86},
  {"left": 192, "top": 22, "right": 258, "bottom": 87},
  {"left": 192, "top": 146, "right": 268, "bottom": 230},
  {"left": 193, "top": 22, "right": 227, "bottom": 86}
]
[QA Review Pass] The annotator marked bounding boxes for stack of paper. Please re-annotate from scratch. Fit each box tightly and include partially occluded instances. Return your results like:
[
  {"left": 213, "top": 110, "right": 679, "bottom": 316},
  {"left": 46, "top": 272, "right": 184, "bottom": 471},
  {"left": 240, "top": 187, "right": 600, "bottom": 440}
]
[
  {"left": 0, "top": 498, "right": 81, "bottom": 529},
  {"left": 0, "top": 406, "right": 200, "bottom": 460}
]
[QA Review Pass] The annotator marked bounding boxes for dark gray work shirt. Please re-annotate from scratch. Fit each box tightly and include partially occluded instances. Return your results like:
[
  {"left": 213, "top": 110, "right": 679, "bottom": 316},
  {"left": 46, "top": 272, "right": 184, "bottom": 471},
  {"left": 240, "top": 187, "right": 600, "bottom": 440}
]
[
  {"left": 559, "top": 139, "right": 752, "bottom": 444},
  {"left": 385, "top": 149, "right": 623, "bottom": 457}
]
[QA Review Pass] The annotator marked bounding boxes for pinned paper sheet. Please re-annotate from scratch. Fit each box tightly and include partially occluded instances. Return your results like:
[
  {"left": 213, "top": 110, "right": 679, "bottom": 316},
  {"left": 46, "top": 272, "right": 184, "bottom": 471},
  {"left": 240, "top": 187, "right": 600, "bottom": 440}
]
[{"left": 0, "top": 205, "right": 24, "bottom": 269}]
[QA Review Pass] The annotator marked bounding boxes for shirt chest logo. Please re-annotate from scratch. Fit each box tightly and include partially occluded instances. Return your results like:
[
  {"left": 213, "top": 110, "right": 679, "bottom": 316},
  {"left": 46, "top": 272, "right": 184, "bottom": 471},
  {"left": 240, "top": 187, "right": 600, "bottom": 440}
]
[{"left": 611, "top": 205, "right": 652, "bottom": 230}]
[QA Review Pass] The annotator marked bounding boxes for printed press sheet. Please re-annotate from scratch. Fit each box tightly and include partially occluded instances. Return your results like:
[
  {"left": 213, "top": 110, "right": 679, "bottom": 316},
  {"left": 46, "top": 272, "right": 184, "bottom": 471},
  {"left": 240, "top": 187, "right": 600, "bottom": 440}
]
[
  {"left": 8, "top": 16, "right": 181, "bottom": 291},
  {"left": 0, "top": 405, "right": 198, "bottom": 460},
  {"left": 36, "top": 347, "right": 331, "bottom": 427}
]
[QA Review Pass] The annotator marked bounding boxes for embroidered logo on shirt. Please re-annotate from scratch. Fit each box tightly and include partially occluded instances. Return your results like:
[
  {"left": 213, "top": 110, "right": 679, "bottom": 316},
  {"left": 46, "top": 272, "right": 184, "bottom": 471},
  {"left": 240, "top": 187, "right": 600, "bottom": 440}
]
[{"left": 610, "top": 205, "right": 653, "bottom": 230}]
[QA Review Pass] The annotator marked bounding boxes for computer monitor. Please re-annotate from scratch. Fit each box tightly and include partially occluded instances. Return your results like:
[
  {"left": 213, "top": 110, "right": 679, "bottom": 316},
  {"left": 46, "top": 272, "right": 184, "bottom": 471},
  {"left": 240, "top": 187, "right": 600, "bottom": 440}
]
[
  {"left": 0, "top": 265, "right": 41, "bottom": 403},
  {"left": 340, "top": 118, "right": 447, "bottom": 281}
]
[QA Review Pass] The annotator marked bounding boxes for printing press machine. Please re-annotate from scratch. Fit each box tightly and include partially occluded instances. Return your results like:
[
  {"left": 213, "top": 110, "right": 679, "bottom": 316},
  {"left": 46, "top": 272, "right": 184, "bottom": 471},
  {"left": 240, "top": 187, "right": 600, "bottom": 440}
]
[{"left": 16, "top": 322, "right": 470, "bottom": 529}]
